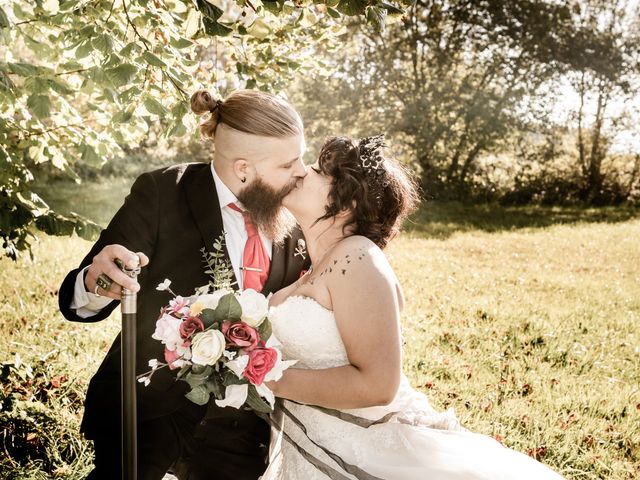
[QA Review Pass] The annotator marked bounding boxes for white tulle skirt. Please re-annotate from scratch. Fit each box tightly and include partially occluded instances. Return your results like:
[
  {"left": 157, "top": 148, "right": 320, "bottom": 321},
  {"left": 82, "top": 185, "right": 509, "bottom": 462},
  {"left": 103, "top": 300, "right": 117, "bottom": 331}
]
[{"left": 261, "top": 376, "right": 563, "bottom": 480}]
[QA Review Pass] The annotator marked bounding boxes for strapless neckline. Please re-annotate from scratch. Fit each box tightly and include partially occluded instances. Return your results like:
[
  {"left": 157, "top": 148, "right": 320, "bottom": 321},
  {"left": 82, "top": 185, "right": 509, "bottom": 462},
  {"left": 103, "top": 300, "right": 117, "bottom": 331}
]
[
  {"left": 268, "top": 294, "right": 348, "bottom": 370},
  {"left": 269, "top": 294, "right": 333, "bottom": 314}
]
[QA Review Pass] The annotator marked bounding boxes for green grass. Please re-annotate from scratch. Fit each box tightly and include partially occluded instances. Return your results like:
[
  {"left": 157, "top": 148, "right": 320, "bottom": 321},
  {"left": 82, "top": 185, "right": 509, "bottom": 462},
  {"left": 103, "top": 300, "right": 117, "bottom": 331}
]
[
  {"left": 1, "top": 179, "right": 639, "bottom": 479},
  {"left": 33, "top": 177, "right": 133, "bottom": 228}
]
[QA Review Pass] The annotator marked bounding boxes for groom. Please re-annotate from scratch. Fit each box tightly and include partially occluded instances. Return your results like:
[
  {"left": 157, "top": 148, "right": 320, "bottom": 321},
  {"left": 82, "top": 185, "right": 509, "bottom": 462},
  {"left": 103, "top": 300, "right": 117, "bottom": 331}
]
[{"left": 58, "top": 90, "right": 310, "bottom": 480}]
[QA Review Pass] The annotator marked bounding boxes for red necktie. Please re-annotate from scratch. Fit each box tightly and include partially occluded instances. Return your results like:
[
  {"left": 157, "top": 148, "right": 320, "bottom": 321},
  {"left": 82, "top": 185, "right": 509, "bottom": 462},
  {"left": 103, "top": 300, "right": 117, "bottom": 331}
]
[{"left": 228, "top": 203, "right": 270, "bottom": 292}]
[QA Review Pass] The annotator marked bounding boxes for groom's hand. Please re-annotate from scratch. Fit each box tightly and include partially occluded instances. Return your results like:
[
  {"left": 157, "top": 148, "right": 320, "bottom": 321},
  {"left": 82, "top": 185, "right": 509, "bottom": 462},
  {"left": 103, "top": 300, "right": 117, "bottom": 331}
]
[{"left": 84, "top": 244, "right": 149, "bottom": 300}]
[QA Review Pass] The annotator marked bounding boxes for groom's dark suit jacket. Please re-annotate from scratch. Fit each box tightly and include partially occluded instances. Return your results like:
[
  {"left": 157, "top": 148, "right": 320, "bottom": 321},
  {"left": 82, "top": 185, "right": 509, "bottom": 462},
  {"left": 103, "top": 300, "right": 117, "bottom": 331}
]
[{"left": 58, "top": 163, "right": 308, "bottom": 446}]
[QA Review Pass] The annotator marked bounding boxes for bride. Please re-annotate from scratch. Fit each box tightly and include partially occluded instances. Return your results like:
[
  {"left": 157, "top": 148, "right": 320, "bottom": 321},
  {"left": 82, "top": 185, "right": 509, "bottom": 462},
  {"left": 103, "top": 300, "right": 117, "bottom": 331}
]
[{"left": 261, "top": 135, "right": 563, "bottom": 479}]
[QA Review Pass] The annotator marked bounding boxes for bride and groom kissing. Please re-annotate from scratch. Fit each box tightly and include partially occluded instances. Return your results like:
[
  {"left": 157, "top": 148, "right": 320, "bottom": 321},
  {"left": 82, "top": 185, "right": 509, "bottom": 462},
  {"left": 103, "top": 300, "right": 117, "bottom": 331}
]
[{"left": 58, "top": 89, "right": 563, "bottom": 479}]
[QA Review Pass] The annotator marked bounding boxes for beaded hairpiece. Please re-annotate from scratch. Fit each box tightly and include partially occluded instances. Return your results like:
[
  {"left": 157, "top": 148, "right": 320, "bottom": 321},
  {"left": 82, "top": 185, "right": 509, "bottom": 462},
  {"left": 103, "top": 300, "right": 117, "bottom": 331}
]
[{"left": 357, "top": 135, "right": 389, "bottom": 204}]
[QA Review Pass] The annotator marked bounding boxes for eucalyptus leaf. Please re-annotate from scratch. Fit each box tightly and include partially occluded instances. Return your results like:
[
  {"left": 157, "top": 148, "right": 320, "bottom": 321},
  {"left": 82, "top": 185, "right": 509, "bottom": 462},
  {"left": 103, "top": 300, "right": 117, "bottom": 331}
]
[
  {"left": 214, "top": 293, "right": 242, "bottom": 322},
  {"left": 185, "top": 384, "right": 210, "bottom": 405},
  {"left": 257, "top": 319, "right": 272, "bottom": 342},
  {"left": 185, "top": 366, "right": 213, "bottom": 389},
  {"left": 200, "top": 308, "right": 216, "bottom": 328}
]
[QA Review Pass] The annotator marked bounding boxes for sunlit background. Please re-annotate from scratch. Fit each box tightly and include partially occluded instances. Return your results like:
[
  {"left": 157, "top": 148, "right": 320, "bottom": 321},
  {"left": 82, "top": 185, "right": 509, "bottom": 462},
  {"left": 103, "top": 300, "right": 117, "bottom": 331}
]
[{"left": 1, "top": 1, "right": 639, "bottom": 479}]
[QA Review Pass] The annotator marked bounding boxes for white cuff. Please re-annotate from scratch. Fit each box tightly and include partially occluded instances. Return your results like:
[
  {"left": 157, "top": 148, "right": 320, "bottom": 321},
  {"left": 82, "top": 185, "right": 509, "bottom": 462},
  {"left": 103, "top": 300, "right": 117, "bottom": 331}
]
[{"left": 70, "top": 266, "right": 114, "bottom": 318}]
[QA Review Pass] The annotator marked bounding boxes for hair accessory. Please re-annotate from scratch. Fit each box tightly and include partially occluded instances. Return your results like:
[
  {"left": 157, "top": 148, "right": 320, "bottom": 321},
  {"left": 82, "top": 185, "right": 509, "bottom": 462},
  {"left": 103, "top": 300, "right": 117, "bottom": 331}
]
[
  {"left": 210, "top": 99, "right": 223, "bottom": 113},
  {"left": 358, "top": 135, "right": 385, "bottom": 172},
  {"left": 357, "top": 135, "right": 389, "bottom": 203}
]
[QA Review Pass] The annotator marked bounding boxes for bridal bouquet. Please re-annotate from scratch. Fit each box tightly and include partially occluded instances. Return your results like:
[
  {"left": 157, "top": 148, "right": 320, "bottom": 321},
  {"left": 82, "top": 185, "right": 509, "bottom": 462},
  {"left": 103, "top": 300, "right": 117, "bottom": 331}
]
[{"left": 138, "top": 237, "right": 295, "bottom": 413}]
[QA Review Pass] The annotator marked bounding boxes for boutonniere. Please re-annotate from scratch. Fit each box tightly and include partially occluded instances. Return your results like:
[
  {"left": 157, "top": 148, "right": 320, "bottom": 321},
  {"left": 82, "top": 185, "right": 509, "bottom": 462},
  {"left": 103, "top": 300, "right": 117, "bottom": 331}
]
[{"left": 294, "top": 238, "right": 307, "bottom": 260}]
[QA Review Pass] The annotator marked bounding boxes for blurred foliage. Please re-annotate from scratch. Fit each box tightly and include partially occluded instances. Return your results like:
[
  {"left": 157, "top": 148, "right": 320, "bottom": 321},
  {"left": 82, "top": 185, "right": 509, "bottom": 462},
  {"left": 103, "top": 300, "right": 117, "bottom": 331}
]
[
  {"left": 0, "top": 0, "right": 410, "bottom": 260},
  {"left": 292, "top": 0, "right": 640, "bottom": 204}
]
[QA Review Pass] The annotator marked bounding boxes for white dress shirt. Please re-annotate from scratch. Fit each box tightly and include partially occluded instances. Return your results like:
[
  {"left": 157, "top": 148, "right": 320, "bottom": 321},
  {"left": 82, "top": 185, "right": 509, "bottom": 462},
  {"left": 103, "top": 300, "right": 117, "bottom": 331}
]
[{"left": 70, "top": 162, "right": 272, "bottom": 318}]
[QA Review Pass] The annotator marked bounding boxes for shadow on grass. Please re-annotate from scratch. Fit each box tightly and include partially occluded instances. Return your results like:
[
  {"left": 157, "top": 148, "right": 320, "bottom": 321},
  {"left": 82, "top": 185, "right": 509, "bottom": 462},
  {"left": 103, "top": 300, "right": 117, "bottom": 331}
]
[{"left": 406, "top": 201, "right": 640, "bottom": 239}]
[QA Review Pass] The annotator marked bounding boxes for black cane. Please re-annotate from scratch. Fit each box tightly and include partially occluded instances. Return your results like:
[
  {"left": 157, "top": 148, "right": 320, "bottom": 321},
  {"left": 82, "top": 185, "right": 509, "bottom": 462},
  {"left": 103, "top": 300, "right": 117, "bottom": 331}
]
[{"left": 117, "top": 257, "right": 141, "bottom": 480}]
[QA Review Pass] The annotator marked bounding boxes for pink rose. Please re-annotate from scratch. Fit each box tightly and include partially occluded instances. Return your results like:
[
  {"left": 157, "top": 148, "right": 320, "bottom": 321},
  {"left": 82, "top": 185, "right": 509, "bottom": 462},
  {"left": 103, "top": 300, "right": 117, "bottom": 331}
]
[
  {"left": 244, "top": 347, "right": 278, "bottom": 385},
  {"left": 179, "top": 316, "right": 204, "bottom": 340},
  {"left": 222, "top": 321, "right": 260, "bottom": 351},
  {"left": 164, "top": 347, "right": 182, "bottom": 370}
]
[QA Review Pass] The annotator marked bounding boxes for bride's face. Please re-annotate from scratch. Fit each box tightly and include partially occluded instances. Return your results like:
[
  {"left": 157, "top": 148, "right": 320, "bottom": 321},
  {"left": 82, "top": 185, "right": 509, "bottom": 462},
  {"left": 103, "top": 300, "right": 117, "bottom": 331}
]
[{"left": 283, "top": 161, "right": 333, "bottom": 223}]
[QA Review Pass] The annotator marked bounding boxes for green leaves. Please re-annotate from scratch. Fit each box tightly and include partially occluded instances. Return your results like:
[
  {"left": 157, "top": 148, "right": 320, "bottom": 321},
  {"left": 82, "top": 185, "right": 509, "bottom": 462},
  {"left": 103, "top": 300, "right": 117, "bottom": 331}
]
[
  {"left": 257, "top": 318, "right": 272, "bottom": 342},
  {"left": 337, "top": 0, "right": 368, "bottom": 16},
  {"left": 0, "top": 7, "right": 10, "bottom": 28},
  {"left": 7, "top": 62, "right": 38, "bottom": 77},
  {"left": 79, "top": 143, "right": 102, "bottom": 167},
  {"left": 143, "top": 96, "right": 166, "bottom": 116},
  {"left": 27, "top": 94, "right": 52, "bottom": 118},
  {"left": 214, "top": 294, "right": 242, "bottom": 322},
  {"left": 142, "top": 51, "right": 166, "bottom": 68},
  {"left": 246, "top": 385, "right": 273, "bottom": 413},
  {"left": 185, "top": 384, "right": 211, "bottom": 405},
  {"left": 105, "top": 63, "right": 138, "bottom": 88},
  {"left": 92, "top": 34, "right": 115, "bottom": 55},
  {"left": 1, "top": 0, "right": 409, "bottom": 260}
]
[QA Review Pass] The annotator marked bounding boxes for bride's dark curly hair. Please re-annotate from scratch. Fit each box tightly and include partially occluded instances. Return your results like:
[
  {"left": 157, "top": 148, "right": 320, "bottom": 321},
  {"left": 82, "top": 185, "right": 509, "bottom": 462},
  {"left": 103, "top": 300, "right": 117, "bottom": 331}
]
[{"left": 315, "top": 136, "right": 420, "bottom": 249}]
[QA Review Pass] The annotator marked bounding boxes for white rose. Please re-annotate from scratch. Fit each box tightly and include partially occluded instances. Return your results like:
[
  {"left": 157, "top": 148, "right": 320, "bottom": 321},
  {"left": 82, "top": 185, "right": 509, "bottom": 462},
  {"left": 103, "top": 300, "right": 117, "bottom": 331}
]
[
  {"left": 191, "top": 330, "right": 226, "bottom": 366},
  {"left": 237, "top": 289, "right": 269, "bottom": 327},
  {"left": 151, "top": 313, "right": 182, "bottom": 351},
  {"left": 196, "top": 289, "right": 233, "bottom": 310}
]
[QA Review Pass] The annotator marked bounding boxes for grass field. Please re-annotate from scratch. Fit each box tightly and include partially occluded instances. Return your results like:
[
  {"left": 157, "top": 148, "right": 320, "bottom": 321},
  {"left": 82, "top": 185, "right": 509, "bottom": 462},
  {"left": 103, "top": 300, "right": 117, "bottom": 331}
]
[{"left": 1, "top": 179, "right": 639, "bottom": 479}]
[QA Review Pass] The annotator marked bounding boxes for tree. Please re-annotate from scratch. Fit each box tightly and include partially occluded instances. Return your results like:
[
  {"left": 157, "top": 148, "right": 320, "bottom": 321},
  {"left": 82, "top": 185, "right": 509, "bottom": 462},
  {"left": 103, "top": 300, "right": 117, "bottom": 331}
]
[
  {"left": 0, "top": 0, "right": 409, "bottom": 260},
  {"left": 569, "top": 0, "right": 640, "bottom": 203},
  {"left": 293, "top": 0, "right": 633, "bottom": 200}
]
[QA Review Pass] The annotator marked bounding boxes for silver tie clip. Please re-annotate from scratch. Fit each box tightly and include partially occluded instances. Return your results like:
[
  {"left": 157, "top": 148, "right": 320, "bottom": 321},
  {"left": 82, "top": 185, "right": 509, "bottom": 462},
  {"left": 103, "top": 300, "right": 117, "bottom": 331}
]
[{"left": 241, "top": 266, "right": 263, "bottom": 272}]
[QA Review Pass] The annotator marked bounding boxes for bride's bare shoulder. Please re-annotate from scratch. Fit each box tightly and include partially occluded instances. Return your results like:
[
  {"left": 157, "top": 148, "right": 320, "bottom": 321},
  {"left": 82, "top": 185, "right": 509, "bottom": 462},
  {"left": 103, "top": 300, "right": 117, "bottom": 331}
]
[{"left": 328, "top": 236, "right": 396, "bottom": 284}]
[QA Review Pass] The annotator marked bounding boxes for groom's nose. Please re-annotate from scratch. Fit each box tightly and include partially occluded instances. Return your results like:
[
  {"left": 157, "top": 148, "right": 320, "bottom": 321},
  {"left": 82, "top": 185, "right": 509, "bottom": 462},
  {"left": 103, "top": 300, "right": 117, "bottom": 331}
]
[{"left": 293, "top": 158, "right": 308, "bottom": 178}]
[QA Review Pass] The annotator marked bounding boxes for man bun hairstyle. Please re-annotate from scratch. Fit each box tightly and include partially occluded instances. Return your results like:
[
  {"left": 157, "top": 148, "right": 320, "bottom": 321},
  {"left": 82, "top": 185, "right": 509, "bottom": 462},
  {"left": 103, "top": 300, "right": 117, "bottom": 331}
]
[{"left": 190, "top": 89, "right": 303, "bottom": 140}]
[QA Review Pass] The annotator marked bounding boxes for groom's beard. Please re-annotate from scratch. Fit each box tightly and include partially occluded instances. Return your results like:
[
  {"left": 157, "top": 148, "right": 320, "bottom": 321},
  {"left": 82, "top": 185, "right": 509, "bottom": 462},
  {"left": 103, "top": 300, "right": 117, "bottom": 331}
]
[{"left": 237, "top": 177, "right": 297, "bottom": 245}]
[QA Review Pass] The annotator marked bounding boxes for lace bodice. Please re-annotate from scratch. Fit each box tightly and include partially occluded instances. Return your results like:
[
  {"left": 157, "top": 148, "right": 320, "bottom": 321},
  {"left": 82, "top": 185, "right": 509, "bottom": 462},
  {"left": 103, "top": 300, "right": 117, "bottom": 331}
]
[{"left": 269, "top": 296, "right": 350, "bottom": 370}]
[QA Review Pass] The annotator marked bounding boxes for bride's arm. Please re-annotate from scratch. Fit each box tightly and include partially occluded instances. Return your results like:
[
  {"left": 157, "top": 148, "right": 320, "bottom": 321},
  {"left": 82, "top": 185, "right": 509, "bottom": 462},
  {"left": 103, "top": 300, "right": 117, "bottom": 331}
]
[{"left": 267, "top": 240, "right": 402, "bottom": 409}]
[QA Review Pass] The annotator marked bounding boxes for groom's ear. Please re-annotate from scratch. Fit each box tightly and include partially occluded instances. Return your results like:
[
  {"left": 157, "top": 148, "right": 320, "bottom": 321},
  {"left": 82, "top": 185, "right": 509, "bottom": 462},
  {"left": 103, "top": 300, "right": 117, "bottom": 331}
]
[{"left": 233, "top": 159, "right": 250, "bottom": 181}]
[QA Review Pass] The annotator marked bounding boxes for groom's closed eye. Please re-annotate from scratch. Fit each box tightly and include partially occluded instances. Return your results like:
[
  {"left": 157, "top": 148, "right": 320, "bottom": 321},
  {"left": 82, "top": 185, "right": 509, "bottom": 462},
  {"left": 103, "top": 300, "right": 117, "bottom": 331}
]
[{"left": 281, "top": 158, "right": 300, "bottom": 169}]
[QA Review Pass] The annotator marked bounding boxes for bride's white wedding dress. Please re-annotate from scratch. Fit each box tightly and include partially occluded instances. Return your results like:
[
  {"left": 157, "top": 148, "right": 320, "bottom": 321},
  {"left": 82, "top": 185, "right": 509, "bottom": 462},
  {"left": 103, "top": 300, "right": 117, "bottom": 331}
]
[{"left": 261, "top": 295, "right": 563, "bottom": 480}]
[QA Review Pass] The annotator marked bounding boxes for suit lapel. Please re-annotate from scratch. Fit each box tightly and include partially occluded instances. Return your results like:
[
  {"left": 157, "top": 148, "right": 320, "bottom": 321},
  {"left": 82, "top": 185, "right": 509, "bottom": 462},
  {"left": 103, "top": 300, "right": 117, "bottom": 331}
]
[
  {"left": 184, "top": 164, "right": 308, "bottom": 295},
  {"left": 263, "top": 241, "right": 286, "bottom": 295},
  {"left": 184, "top": 163, "right": 238, "bottom": 288}
]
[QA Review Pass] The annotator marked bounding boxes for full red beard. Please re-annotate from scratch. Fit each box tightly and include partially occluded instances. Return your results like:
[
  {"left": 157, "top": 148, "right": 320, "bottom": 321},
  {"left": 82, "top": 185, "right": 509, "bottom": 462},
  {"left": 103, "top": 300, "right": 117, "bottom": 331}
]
[{"left": 236, "top": 176, "right": 297, "bottom": 245}]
